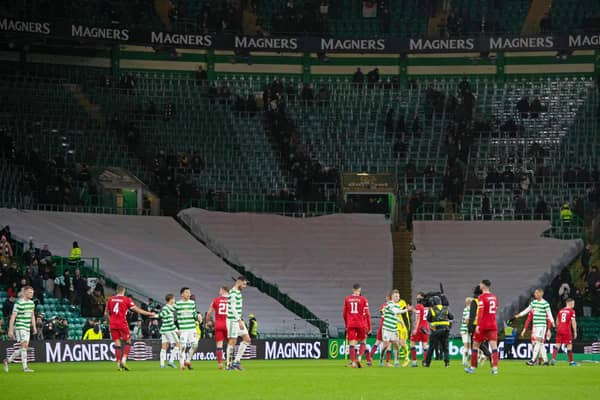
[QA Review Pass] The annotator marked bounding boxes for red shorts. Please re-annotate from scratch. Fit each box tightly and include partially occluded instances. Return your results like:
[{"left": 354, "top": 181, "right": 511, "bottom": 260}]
[
  {"left": 110, "top": 326, "right": 131, "bottom": 342},
  {"left": 214, "top": 324, "right": 228, "bottom": 342},
  {"left": 376, "top": 324, "right": 383, "bottom": 341},
  {"left": 473, "top": 328, "right": 497, "bottom": 343},
  {"left": 346, "top": 327, "right": 366, "bottom": 342},
  {"left": 555, "top": 332, "right": 572, "bottom": 345},
  {"left": 410, "top": 330, "right": 429, "bottom": 343}
]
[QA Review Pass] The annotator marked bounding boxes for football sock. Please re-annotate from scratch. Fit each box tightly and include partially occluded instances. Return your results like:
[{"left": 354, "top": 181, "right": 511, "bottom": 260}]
[
  {"left": 470, "top": 348, "right": 478, "bottom": 368},
  {"left": 540, "top": 344, "right": 548, "bottom": 362},
  {"left": 114, "top": 346, "right": 122, "bottom": 365},
  {"left": 403, "top": 344, "right": 409, "bottom": 361},
  {"left": 122, "top": 344, "right": 131, "bottom": 362},
  {"left": 568, "top": 351, "right": 574, "bottom": 362},
  {"left": 160, "top": 349, "right": 166, "bottom": 367},
  {"left": 169, "top": 347, "right": 179, "bottom": 363},
  {"left": 187, "top": 342, "right": 198, "bottom": 362},
  {"left": 358, "top": 343, "right": 365, "bottom": 360},
  {"left": 385, "top": 349, "right": 391, "bottom": 363},
  {"left": 491, "top": 349, "right": 499, "bottom": 368},
  {"left": 410, "top": 347, "right": 417, "bottom": 361},
  {"left": 349, "top": 346, "right": 356, "bottom": 363},
  {"left": 552, "top": 348, "right": 558, "bottom": 360},
  {"left": 364, "top": 344, "right": 372, "bottom": 362},
  {"left": 531, "top": 342, "right": 540, "bottom": 361},
  {"left": 226, "top": 345, "right": 234, "bottom": 367},
  {"left": 21, "top": 348, "right": 28, "bottom": 369},
  {"left": 370, "top": 344, "right": 378, "bottom": 358},
  {"left": 423, "top": 347, "right": 428, "bottom": 362},
  {"left": 8, "top": 348, "right": 20, "bottom": 362},
  {"left": 235, "top": 341, "right": 249, "bottom": 363},
  {"left": 216, "top": 347, "right": 223, "bottom": 364}
]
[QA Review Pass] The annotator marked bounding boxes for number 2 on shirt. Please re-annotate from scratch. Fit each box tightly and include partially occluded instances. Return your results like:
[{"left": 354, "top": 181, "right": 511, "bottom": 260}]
[{"left": 488, "top": 300, "right": 497, "bottom": 314}]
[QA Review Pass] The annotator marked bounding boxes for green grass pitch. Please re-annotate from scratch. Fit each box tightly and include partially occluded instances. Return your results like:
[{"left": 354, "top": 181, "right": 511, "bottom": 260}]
[{"left": 1, "top": 360, "right": 597, "bottom": 400}]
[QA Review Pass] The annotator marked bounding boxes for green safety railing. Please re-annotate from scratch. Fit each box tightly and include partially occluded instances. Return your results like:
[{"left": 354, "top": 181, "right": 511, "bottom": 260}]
[{"left": 186, "top": 197, "right": 340, "bottom": 217}]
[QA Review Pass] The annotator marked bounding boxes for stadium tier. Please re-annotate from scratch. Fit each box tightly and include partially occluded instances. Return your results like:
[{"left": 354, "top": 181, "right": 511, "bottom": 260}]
[
  {"left": 412, "top": 220, "right": 583, "bottom": 333},
  {"left": 0, "top": 208, "right": 320, "bottom": 337},
  {"left": 179, "top": 208, "right": 393, "bottom": 332}
]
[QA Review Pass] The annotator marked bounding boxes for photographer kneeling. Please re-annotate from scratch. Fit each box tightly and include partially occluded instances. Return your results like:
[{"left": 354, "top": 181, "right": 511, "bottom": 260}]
[{"left": 423, "top": 296, "right": 453, "bottom": 367}]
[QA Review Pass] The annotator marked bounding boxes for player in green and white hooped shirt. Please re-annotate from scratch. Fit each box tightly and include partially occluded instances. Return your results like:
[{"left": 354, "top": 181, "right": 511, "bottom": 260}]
[
  {"left": 159, "top": 293, "right": 179, "bottom": 369},
  {"left": 514, "top": 288, "right": 555, "bottom": 365},
  {"left": 226, "top": 276, "right": 251, "bottom": 371},
  {"left": 460, "top": 297, "right": 473, "bottom": 366},
  {"left": 4, "top": 286, "right": 37, "bottom": 373},
  {"left": 381, "top": 290, "right": 407, "bottom": 367},
  {"left": 175, "top": 287, "right": 202, "bottom": 371}
]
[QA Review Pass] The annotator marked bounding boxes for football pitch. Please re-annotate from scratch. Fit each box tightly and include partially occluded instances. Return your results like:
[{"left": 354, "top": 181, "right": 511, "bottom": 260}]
[{"left": 1, "top": 360, "right": 597, "bottom": 400}]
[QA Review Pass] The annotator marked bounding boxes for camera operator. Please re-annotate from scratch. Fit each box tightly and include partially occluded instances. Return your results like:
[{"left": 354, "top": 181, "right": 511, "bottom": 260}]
[
  {"left": 423, "top": 296, "right": 453, "bottom": 367},
  {"left": 43, "top": 317, "right": 57, "bottom": 340},
  {"left": 55, "top": 317, "right": 69, "bottom": 339},
  {"left": 147, "top": 318, "right": 161, "bottom": 339}
]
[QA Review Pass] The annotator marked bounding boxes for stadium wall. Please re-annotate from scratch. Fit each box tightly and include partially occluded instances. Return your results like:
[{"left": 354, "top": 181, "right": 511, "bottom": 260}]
[{"left": 6, "top": 45, "right": 597, "bottom": 79}]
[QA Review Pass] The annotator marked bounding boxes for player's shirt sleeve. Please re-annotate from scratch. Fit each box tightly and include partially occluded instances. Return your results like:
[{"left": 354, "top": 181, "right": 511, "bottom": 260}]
[
  {"left": 523, "top": 310, "right": 533, "bottom": 331},
  {"left": 516, "top": 304, "right": 532, "bottom": 318},
  {"left": 545, "top": 303, "right": 554, "bottom": 325},
  {"left": 363, "top": 299, "right": 371, "bottom": 331},
  {"left": 343, "top": 298, "right": 348, "bottom": 324}
]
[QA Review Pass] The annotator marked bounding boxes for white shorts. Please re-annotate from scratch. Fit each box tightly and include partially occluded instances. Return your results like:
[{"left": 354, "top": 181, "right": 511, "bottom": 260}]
[
  {"left": 461, "top": 333, "right": 471, "bottom": 345},
  {"left": 15, "top": 329, "right": 30, "bottom": 344},
  {"left": 532, "top": 326, "right": 547, "bottom": 340},
  {"left": 179, "top": 330, "right": 198, "bottom": 347},
  {"left": 227, "top": 320, "right": 249, "bottom": 339},
  {"left": 161, "top": 331, "right": 179, "bottom": 345},
  {"left": 382, "top": 329, "right": 399, "bottom": 342}
]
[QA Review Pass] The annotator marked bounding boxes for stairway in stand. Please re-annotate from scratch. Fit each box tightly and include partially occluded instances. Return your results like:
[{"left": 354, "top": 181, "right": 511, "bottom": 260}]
[{"left": 392, "top": 229, "right": 413, "bottom": 302}]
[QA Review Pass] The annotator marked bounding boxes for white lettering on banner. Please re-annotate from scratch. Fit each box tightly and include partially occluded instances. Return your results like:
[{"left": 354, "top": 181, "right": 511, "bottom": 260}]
[
  {"left": 235, "top": 36, "right": 298, "bottom": 50},
  {"left": 265, "top": 341, "right": 321, "bottom": 360},
  {"left": 71, "top": 25, "right": 130, "bottom": 41},
  {"left": 321, "top": 38, "right": 386, "bottom": 51},
  {"left": 45, "top": 342, "right": 115, "bottom": 363},
  {"left": 409, "top": 38, "right": 475, "bottom": 51},
  {"left": 569, "top": 34, "right": 600, "bottom": 47},
  {"left": 489, "top": 36, "right": 554, "bottom": 50},
  {"left": 448, "top": 341, "right": 461, "bottom": 356},
  {"left": 0, "top": 18, "right": 51, "bottom": 34},
  {"left": 150, "top": 32, "right": 213, "bottom": 47}
]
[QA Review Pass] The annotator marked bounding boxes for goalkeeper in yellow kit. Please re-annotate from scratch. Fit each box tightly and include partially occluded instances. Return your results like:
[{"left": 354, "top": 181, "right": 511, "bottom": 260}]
[{"left": 396, "top": 297, "right": 411, "bottom": 367}]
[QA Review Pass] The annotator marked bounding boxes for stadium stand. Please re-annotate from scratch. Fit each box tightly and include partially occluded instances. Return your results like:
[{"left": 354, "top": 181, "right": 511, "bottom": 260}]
[
  {"left": 178, "top": 208, "right": 393, "bottom": 332},
  {"left": 0, "top": 209, "right": 321, "bottom": 337},
  {"left": 411, "top": 220, "right": 584, "bottom": 333}
]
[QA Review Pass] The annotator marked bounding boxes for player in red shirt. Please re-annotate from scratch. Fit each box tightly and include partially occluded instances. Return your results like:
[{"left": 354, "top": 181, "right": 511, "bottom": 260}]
[
  {"left": 465, "top": 279, "right": 499, "bottom": 375},
  {"left": 410, "top": 291, "right": 429, "bottom": 367},
  {"left": 359, "top": 294, "right": 372, "bottom": 366},
  {"left": 551, "top": 298, "right": 577, "bottom": 366},
  {"left": 343, "top": 283, "right": 368, "bottom": 368},
  {"left": 104, "top": 285, "right": 156, "bottom": 371},
  {"left": 206, "top": 286, "right": 229, "bottom": 369},
  {"left": 368, "top": 295, "right": 390, "bottom": 366}
]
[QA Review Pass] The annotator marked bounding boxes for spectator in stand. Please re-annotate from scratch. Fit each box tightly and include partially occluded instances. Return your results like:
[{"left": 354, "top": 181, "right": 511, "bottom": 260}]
[
  {"left": 73, "top": 268, "right": 89, "bottom": 306},
  {"left": 352, "top": 68, "right": 364, "bottom": 85},
  {"left": 516, "top": 97, "right": 530, "bottom": 119},
  {"left": 560, "top": 202, "right": 573, "bottom": 224},
  {"left": 43, "top": 318, "right": 57, "bottom": 340},
  {"left": 587, "top": 266, "right": 599, "bottom": 292},
  {"left": 68, "top": 241, "right": 82, "bottom": 266},
  {"left": 7, "top": 281, "right": 18, "bottom": 298},
  {"left": 90, "top": 287, "right": 106, "bottom": 318},
  {"left": 366, "top": 68, "right": 380, "bottom": 85},
  {"left": 2, "top": 295, "right": 15, "bottom": 319},
  {"left": 529, "top": 97, "right": 544, "bottom": 119},
  {"left": 0, "top": 235, "right": 13, "bottom": 267},
  {"left": 55, "top": 269, "right": 74, "bottom": 302},
  {"left": 581, "top": 244, "right": 592, "bottom": 279},
  {"left": 41, "top": 263, "right": 56, "bottom": 296},
  {"left": 482, "top": 195, "right": 492, "bottom": 220},
  {"left": 534, "top": 197, "right": 548, "bottom": 220},
  {"left": 83, "top": 320, "right": 103, "bottom": 340},
  {"left": 539, "top": 12, "right": 552, "bottom": 34},
  {"left": 32, "top": 272, "right": 44, "bottom": 305},
  {"left": 196, "top": 65, "right": 208, "bottom": 84}
]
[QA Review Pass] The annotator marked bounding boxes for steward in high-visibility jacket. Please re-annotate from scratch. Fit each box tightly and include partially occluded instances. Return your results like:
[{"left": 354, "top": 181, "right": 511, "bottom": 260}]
[{"left": 424, "top": 296, "right": 453, "bottom": 367}]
